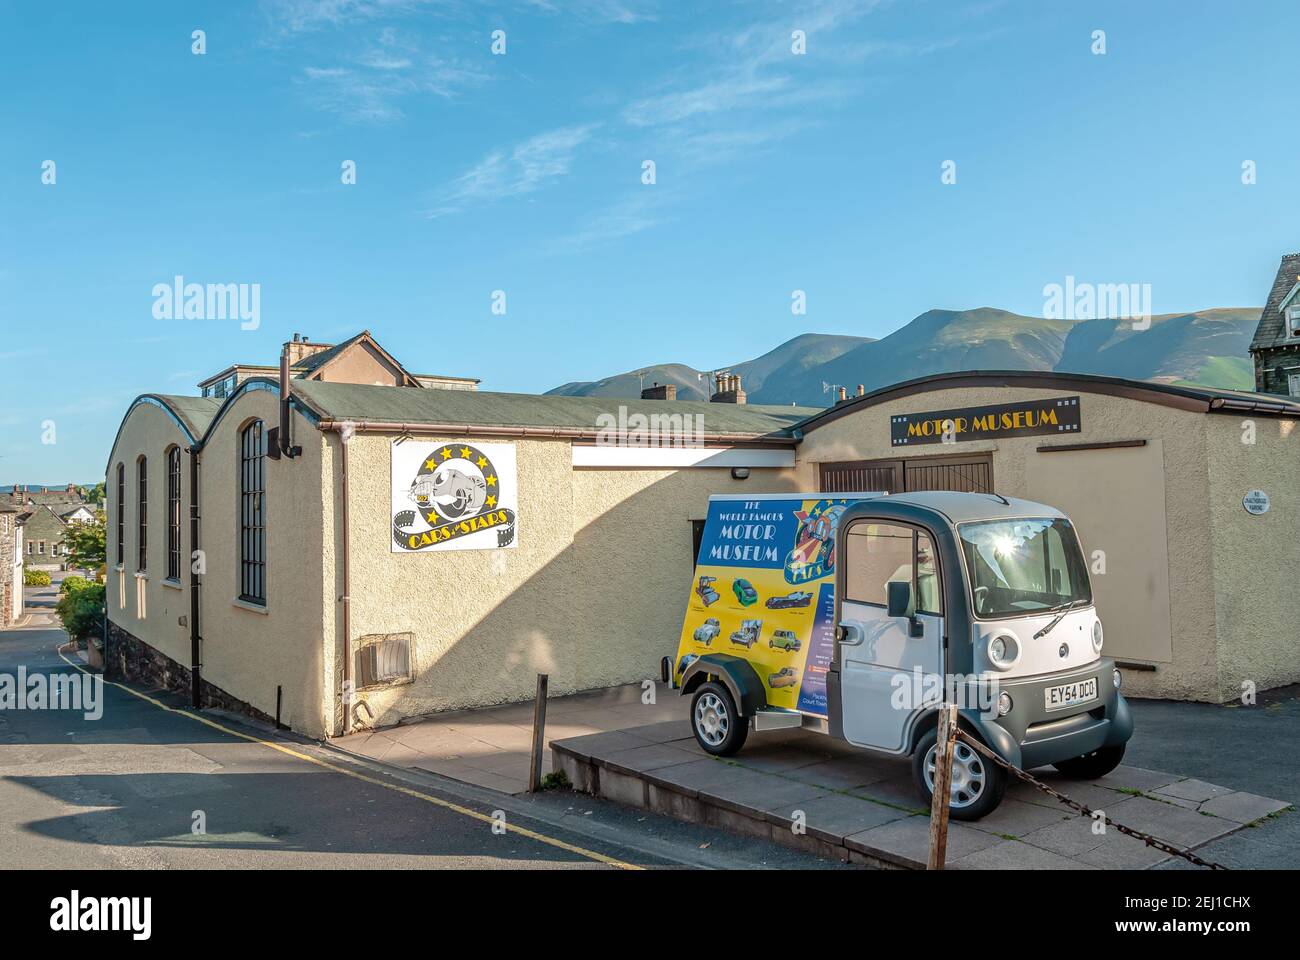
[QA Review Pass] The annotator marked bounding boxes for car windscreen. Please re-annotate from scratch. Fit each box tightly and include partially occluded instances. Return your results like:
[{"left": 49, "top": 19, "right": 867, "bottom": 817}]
[{"left": 957, "top": 517, "right": 1092, "bottom": 618}]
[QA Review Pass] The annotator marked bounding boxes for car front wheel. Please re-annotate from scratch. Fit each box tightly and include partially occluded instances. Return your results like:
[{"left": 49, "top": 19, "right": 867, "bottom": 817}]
[
  {"left": 912, "top": 727, "right": 1007, "bottom": 821},
  {"left": 691, "top": 682, "right": 748, "bottom": 757}
]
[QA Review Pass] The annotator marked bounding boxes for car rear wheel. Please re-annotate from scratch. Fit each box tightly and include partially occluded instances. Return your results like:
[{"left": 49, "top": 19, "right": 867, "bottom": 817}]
[
  {"left": 1052, "top": 743, "right": 1125, "bottom": 780},
  {"left": 912, "top": 727, "right": 1006, "bottom": 821},
  {"left": 691, "top": 682, "right": 748, "bottom": 757}
]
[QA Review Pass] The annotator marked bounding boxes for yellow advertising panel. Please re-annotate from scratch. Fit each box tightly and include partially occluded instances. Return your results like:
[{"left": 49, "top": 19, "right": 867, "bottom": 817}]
[{"left": 673, "top": 493, "right": 880, "bottom": 717}]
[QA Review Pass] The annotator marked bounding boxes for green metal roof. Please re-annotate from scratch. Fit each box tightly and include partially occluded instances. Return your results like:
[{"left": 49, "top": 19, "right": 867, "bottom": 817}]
[
  {"left": 151, "top": 394, "right": 223, "bottom": 438},
  {"left": 289, "top": 379, "right": 817, "bottom": 439}
]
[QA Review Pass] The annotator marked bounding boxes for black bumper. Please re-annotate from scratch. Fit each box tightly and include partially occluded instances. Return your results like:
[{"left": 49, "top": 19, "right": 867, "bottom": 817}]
[{"left": 964, "top": 658, "right": 1134, "bottom": 770}]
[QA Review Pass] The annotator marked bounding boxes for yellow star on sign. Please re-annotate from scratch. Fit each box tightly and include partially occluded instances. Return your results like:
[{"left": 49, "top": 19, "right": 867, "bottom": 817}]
[
  {"left": 485, "top": 474, "right": 497, "bottom": 487},
  {"left": 486, "top": 495, "right": 497, "bottom": 508},
  {"left": 476, "top": 456, "right": 487, "bottom": 468},
  {"left": 460, "top": 446, "right": 472, "bottom": 458},
  {"left": 424, "top": 458, "right": 437, "bottom": 470},
  {"left": 440, "top": 447, "right": 452, "bottom": 460}
]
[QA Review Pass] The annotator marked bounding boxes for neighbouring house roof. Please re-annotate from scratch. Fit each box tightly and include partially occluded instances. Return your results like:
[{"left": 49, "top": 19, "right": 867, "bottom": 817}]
[
  {"left": 289, "top": 378, "right": 818, "bottom": 441},
  {"left": 19, "top": 504, "right": 71, "bottom": 541},
  {"left": 197, "top": 331, "right": 478, "bottom": 393},
  {"left": 1250, "top": 253, "right": 1300, "bottom": 351},
  {"left": 793, "top": 369, "right": 1300, "bottom": 434}
]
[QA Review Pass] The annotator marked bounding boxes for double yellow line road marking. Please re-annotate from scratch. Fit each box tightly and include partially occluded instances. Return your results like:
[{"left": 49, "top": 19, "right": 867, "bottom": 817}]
[{"left": 55, "top": 644, "right": 640, "bottom": 870}]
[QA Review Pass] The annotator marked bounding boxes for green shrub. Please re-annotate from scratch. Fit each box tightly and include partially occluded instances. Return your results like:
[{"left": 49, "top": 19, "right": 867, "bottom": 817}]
[
  {"left": 59, "top": 575, "right": 90, "bottom": 595},
  {"left": 56, "top": 582, "right": 105, "bottom": 642},
  {"left": 23, "top": 568, "right": 51, "bottom": 587}
]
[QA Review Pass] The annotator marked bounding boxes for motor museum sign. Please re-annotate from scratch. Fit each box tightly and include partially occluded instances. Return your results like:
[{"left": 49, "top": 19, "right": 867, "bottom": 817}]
[{"left": 890, "top": 396, "right": 1081, "bottom": 447}]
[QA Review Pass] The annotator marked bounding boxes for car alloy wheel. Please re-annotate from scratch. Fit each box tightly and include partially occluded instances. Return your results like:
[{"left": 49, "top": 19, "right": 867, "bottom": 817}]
[
  {"left": 694, "top": 691, "right": 729, "bottom": 747},
  {"left": 924, "top": 741, "right": 986, "bottom": 808}
]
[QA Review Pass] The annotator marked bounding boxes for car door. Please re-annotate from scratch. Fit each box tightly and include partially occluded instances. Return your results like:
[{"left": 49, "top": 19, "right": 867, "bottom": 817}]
[{"left": 837, "top": 520, "right": 944, "bottom": 753}]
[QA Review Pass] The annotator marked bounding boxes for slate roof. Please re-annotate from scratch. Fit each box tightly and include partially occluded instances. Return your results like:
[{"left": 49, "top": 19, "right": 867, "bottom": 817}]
[
  {"left": 1250, "top": 253, "right": 1300, "bottom": 350},
  {"left": 152, "top": 394, "right": 223, "bottom": 439},
  {"left": 289, "top": 378, "right": 817, "bottom": 439}
]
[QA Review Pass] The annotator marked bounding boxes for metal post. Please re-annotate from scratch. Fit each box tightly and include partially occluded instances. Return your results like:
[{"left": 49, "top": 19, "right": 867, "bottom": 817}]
[
  {"left": 528, "top": 673, "right": 549, "bottom": 792},
  {"left": 927, "top": 703, "right": 959, "bottom": 870}
]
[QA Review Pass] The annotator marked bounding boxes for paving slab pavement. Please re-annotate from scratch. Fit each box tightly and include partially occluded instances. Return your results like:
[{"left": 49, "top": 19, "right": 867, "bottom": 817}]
[{"left": 333, "top": 681, "right": 1294, "bottom": 869}]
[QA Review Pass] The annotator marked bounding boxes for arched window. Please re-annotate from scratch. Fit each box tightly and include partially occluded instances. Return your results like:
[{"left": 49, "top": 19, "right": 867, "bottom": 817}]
[
  {"left": 137, "top": 456, "right": 148, "bottom": 572},
  {"left": 239, "top": 420, "right": 267, "bottom": 604},
  {"left": 167, "top": 447, "right": 182, "bottom": 581},
  {"left": 115, "top": 463, "right": 125, "bottom": 567}
]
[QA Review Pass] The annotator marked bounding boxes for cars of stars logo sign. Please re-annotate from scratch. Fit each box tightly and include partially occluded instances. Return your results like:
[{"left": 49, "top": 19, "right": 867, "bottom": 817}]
[{"left": 391, "top": 440, "right": 518, "bottom": 552}]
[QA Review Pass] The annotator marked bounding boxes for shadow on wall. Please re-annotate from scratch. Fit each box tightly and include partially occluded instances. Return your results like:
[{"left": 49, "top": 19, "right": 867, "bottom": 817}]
[{"left": 354, "top": 467, "right": 790, "bottom": 729}]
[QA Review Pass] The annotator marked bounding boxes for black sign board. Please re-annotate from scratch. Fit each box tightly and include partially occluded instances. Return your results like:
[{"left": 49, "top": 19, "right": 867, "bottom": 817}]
[{"left": 890, "top": 396, "right": 1081, "bottom": 447}]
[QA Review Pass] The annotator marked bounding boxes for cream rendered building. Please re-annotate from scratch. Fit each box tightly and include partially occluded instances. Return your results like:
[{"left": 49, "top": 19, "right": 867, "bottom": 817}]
[{"left": 105, "top": 335, "right": 1300, "bottom": 739}]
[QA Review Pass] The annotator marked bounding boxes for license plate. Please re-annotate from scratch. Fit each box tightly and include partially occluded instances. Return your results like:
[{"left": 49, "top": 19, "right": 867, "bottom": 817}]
[{"left": 1044, "top": 677, "right": 1098, "bottom": 712}]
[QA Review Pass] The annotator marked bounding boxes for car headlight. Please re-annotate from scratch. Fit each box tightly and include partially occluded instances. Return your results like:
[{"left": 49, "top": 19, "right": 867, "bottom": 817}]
[
  {"left": 988, "top": 633, "right": 1019, "bottom": 670},
  {"left": 1113, "top": 667, "right": 1122, "bottom": 690},
  {"left": 996, "top": 691, "right": 1013, "bottom": 716},
  {"left": 1092, "top": 620, "right": 1104, "bottom": 653}
]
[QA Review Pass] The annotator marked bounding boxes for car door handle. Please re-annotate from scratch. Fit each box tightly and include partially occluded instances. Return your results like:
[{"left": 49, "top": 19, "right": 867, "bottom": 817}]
[{"left": 837, "top": 623, "right": 864, "bottom": 646}]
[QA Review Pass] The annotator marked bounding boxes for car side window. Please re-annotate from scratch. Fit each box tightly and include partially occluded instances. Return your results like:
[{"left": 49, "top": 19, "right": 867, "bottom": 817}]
[
  {"left": 844, "top": 522, "right": 913, "bottom": 606},
  {"left": 844, "top": 521, "right": 943, "bottom": 615},
  {"left": 916, "top": 531, "right": 942, "bottom": 615}
]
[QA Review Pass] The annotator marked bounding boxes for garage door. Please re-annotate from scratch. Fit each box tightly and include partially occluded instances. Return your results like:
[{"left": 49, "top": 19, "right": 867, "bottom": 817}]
[
  {"left": 1025, "top": 441, "right": 1172, "bottom": 664},
  {"left": 819, "top": 454, "right": 993, "bottom": 494}
]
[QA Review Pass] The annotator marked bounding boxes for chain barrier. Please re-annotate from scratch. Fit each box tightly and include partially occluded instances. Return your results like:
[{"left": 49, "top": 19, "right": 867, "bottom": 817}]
[{"left": 953, "top": 728, "right": 1228, "bottom": 870}]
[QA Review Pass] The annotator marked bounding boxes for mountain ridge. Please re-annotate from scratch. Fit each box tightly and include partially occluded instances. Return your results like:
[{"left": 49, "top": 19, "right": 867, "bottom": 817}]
[{"left": 546, "top": 307, "right": 1261, "bottom": 406}]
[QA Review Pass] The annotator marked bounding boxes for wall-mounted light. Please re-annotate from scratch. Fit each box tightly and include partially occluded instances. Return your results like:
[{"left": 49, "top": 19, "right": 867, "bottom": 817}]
[{"left": 731, "top": 467, "right": 750, "bottom": 480}]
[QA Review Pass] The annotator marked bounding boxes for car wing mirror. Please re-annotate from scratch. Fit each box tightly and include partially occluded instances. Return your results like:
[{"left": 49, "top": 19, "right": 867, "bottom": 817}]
[{"left": 887, "top": 581, "right": 924, "bottom": 638}]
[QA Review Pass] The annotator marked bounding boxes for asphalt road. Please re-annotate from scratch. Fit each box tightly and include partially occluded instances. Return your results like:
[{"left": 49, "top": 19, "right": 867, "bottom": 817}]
[{"left": 0, "top": 580, "right": 844, "bottom": 871}]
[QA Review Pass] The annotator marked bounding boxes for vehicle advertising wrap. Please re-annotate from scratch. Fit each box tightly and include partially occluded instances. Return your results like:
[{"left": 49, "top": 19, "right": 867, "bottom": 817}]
[{"left": 674, "top": 493, "right": 879, "bottom": 717}]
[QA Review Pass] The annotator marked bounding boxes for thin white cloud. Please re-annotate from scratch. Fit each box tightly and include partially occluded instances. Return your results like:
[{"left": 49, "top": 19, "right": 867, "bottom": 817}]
[
  {"left": 426, "top": 123, "right": 600, "bottom": 216},
  {"left": 557, "top": 194, "right": 666, "bottom": 252},
  {"left": 297, "top": 29, "right": 486, "bottom": 122}
]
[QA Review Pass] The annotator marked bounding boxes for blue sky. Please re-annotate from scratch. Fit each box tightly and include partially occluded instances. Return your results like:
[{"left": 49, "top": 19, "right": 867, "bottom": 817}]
[{"left": 2, "top": 0, "right": 1297, "bottom": 482}]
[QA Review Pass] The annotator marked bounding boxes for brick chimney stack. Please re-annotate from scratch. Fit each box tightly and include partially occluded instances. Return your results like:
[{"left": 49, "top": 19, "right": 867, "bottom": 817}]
[
  {"left": 710, "top": 373, "right": 747, "bottom": 405},
  {"left": 640, "top": 382, "right": 677, "bottom": 401}
]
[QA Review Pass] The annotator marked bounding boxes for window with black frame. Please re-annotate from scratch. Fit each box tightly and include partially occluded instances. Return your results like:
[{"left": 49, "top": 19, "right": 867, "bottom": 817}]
[
  {"left": 136, "top": 457, "right": 147, "bottom": 571},
  {"left": 115, "top": 462, "right": 125, "bottom": 566},
  {"left": 166, "top": 447, "right": 181, "bottom": 581},
  {"left": 239, "top": 420, "right": 266, "bottom": 604}
]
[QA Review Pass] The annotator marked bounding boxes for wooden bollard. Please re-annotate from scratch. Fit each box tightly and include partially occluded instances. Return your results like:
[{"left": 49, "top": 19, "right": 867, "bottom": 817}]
[
  {"left": 927, "top": 703, "right": 959, "bottom": 870},
  {"left": 527, "top": 673, "right": 549, "bottom": 793}
]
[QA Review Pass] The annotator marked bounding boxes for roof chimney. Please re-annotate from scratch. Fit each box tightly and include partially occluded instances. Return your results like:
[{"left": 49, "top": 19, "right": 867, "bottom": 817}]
[
  {"left": 856, "top": 384, "right": 865, "bottom": 397},
  {"left": 836, "top": 386, "right": 847, "bottom": 403},
  {"left": 710, "top": 373, "right": 747, "bottom": 405},
  {"left": 640, "top": 382, "right": 677, "bottom": 401}
]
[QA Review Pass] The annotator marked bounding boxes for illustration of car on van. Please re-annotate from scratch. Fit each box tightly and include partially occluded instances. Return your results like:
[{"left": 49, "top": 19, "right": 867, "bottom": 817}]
[
  {"left": 768, "top": 629, "right": 801, "bottom": 652},
  {"left": 769, "top": 667, "right": 799, "bottom": 688},
  {"left": 692, "top": 618, "right": 721, "bottom": 645},
  {"left": 766, "top": 591, "right": 813, "bottom": 610},
  {"left": 728, "top": 619, "right": 762, "bottom": 648},
  {"left": 695, "top": 575, "right": 719, "bottom": 607},
  {"left": 732, "top": 579, "right": 758, "bottom": 606},
  {"left": 669, "top": 491, "right": 1134, "bottom": 821}
]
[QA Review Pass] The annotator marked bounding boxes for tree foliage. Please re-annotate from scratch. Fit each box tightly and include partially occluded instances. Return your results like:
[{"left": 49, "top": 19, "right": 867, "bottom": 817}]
[
  {"left": 56, "top": 579, "right": 105, "bottom": 642},
  {"left": 63, "top": 510, "right": 106, "bottom": 573}
]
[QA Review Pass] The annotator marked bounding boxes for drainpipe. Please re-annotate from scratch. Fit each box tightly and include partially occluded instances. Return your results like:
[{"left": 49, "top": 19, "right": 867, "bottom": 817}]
[
  {"left": 188, "top": 446, "right": 202, "bottom": 708},
  {"left": 278, "top": 347, "right": 302, "bottom": 459},
  {"left": 322, "top": 423, "right": 355, "bottom": 736}
]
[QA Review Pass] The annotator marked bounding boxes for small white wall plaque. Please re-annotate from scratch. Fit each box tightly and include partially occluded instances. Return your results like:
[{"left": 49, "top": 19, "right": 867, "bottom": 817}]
[{"left": 1242, "top": 490, "right": 1270, "bottom": 515}]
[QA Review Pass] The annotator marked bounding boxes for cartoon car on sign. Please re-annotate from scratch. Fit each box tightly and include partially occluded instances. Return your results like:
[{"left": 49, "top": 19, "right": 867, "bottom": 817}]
[
  {"left": 769, "top": 629, "right": 801, "bottom": 652},
  {"left": 695, "top": 576, "right": 720, "bottom": 607},
  {"left": 732, "top": 578, "right": 758, "bottom": 607},
  {"left": 766, "top": 591, "right": 813, "bottom": 610},
  {"left": 769, "top": 667, "right": 800, "bottom": 689},
  {"left": 729, "top": 619, "right": 762, "bottom": 648},
  {"left": 693, "top": 618, "right": 721, "bottom": 645}
]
